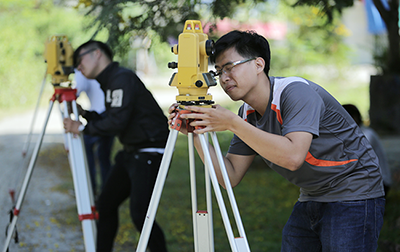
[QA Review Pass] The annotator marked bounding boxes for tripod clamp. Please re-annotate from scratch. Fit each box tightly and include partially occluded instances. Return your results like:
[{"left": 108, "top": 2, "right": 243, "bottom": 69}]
[
  {"left": 51, "top": 86, "right": 77, "bottom": 103},
  {"left": 171, "top": 109, "right": 204, "bottom": 133}
]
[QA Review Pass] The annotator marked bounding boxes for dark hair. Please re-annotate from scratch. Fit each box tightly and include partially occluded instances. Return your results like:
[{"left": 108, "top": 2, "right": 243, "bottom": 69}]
[
  {"left": 210, "top": 30, "right": 271, "bottom": 77},
  {"left": 343, "top": 104, "right": 362, "bottom": 126},
  {"left": 73, "top": 40, "right": 113, "bottom": 67}
]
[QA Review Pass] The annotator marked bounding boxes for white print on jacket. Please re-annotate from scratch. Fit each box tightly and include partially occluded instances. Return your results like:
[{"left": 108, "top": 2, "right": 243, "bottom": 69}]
[{"left": 106, "top": 89, "right": 123, "bottom": 107}]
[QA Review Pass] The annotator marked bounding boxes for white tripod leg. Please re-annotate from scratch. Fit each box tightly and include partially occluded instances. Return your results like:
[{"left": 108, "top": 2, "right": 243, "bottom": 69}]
[
  {"left": 210, "top": 132, "right": 250, "bottom": 251},
  {"left": 62, "top": 100, "right": 96, "bottom": 252},
  {"left": 2, "top": 100, "right": 55, "bottom": 252},
  {"left": 22, "top": 69, "right": 47, "bottom": 157},
  {"left": 71, "top": 100, "right": 96, "bottom": 209},
  {"left": 190, "top": 132, "right": 214, "bottom": 252},
  {"left": 136, "top": 129, "right": 179, "bottom": 252},
  {"left": 189, "top": 132, "right": 200, "bottom": 248},
  {"left": 204, "top": 133, "right": 215, "bottom": 251},
  {"left": 198, "top": 133, "right": 251, "bottom": 252},
  {"left": 58, "top": 102, "right": 69, "bottom": 152}
]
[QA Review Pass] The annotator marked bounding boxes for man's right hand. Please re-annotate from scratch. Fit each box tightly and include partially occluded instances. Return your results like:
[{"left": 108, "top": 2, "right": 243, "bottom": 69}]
[
  {"left": 167, "top": 103, "right": 189, "bottom": 135},
  {"left": 63, "top": 118, "right": 82, "bottom": 135}
]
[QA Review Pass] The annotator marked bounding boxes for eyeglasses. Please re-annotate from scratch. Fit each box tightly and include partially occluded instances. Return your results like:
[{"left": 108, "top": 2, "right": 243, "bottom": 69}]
[
  {"left": 75, "top": 48, "right": 97, "bottom": 67},
  {"left": 214, "top": 57, "right": 257, "bottom": 78}
]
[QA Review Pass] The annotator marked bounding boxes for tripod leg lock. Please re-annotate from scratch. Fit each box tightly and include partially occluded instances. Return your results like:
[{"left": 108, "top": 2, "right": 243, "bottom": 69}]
[
  {"left": 78, "top": 213, "right": 98, "bottom": 221},
  {"left": 13, "top": 208, "right": 20, "bottom": 217},
  {"left": 78, "top": 207, "right": 99, "bottom": 221},
  {"left": 5, "top": 209, "right": 19, "bottom": 245}
]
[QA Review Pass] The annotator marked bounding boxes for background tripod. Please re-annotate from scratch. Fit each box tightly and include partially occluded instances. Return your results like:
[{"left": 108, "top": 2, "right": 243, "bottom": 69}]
[
  {"left": 2, "top": 86, "right": 97, "bottom": 252},
  {"left": 136, "top": 110, "right": 251, "bottom": 252}
]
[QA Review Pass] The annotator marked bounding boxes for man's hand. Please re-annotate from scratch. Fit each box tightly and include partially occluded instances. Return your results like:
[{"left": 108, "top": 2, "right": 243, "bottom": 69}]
[
  {"left": 63, "top": 118, "right": 82, "bottom": 135},
  {"left": 179, "top": 104, "right": 238, "bottom": 134},
  {"left": 167, "top": 103, "right": 189, "bottom": 135}
]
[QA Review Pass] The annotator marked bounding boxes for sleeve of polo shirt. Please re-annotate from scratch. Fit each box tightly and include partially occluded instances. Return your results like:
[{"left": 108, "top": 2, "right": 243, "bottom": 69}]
[{"left": 279, "top": 82, "right": 324, "bottom": 137}]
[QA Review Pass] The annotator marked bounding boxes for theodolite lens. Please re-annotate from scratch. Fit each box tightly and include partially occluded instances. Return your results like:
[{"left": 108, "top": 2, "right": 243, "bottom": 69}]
[{"left": 205, "top": 40, "right": 215, "bottom": 56}]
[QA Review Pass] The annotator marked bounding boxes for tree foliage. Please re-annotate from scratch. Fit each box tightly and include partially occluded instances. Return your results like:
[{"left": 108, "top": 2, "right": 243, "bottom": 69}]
[
  {"left": 75, "top": 0, "right": 348, "bottom": 45},
  {"left": 0, "top": 0, "right": 93, "bottom": 111},
  {"left": 79, "top": 0, "right": 399, "bottom": 74},
  {"left": 293, "top": 0, "right": 399, "bottom": 74},
  {"left": 291, "top": 0, "right": 354, "bottom": 23},
  {"left": 75, "top": 0, "right": 265, "bottom": 55}
]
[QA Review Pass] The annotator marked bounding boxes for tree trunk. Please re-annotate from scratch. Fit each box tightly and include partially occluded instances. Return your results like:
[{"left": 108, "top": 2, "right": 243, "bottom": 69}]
[
  {"left": 370, "top": 75, "right": 400, "bottom": 135},
  {"left": 385, "top": 7, "right": 400, "bottom": 74},
  {"left": 372, "top": 0, "right": 400, "bottom": 74}
]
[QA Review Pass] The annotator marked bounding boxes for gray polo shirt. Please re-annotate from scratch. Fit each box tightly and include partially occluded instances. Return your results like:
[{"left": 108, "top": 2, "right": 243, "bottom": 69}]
[{"left": 228, "top": 76, "right": 384, "bottom": 202}]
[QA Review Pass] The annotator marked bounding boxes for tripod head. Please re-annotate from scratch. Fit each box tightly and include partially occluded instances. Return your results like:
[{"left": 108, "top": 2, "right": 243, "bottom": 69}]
[
  {"left": 44, "top": 35, "right": 74, "bottom": 86},
  {"left": 168, "top": 20, "right": 217, "bottom": 108}
]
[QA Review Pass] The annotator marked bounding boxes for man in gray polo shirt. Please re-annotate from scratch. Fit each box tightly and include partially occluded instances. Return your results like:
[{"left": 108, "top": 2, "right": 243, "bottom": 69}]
[{"left": 168, "top": 30, "right": 385, "bottom": 251}]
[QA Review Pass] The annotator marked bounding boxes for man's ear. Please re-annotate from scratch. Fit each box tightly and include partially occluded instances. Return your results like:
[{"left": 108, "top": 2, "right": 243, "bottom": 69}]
[
  {"left": 92, "top": 48, "right": 102, "bottom": 61},
  {"left": 255, "top": 57, "right": 265, "bottom": 74}
]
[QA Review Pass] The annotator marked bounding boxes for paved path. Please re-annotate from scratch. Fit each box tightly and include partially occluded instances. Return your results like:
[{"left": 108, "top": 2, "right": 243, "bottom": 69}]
[{"left": 0, "top": 109, "right": 84, "bottom": 251}]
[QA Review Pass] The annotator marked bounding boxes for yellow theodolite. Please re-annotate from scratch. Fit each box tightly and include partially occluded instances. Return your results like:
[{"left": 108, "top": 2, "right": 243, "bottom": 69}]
[
  {"left": 44, "top": 35, "right": 74, "bottom": 85},
  {"left": 168, "top": 20, "right": 217, "bottom": 107}
]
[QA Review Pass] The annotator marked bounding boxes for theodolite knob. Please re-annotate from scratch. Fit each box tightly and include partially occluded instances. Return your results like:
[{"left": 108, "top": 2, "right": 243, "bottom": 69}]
[
  {"left": 195, "top": 80, "right": 203, "bottom": 87},
  {"left": 168, "top": 62, "right": 178, "bottom": 69}
]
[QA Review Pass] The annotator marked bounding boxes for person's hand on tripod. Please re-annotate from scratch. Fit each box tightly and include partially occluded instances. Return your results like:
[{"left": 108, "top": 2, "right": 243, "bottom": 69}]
[
  {"left": 168, "top": 103, "right": 189, "bottom": 135},
  {"left": 170, "top": 104, "right": 238, "bottom": 134},
  {"left": 63, "top": 118, "right": 83, "bottom": 135}
]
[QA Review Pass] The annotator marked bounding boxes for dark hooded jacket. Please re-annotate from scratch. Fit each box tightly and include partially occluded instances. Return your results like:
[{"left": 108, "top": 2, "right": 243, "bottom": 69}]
[{"left": 83, "top": 62, "right": 168, "bottom": 149}]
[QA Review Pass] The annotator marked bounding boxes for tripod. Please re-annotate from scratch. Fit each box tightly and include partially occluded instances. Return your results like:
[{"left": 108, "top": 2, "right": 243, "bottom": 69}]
[
  {"left": 21, "top": 69, "right": 47, "bottom": 157},
  {"left": 3, "top": 86, "right": 97, "bottom": 252},
  {"left": 136, "top": 109, "right": 251, "bottom": 252}
]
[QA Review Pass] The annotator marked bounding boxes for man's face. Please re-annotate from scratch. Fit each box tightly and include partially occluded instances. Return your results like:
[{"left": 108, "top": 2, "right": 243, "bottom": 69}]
[
  {"left": 76, "top": 48, "right": 98, "bottom": 79},
  {"left": 214, "top": 47, "right": 258, "bottom": 101}
]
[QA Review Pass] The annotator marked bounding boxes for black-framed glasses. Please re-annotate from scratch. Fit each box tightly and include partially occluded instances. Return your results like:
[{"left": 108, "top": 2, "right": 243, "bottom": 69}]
[
  {"left": 74, "top": 48, "right": 97, "bottom": 67},
  {"left": 214, "top": 57, "right": 257, "bottom": 77}
]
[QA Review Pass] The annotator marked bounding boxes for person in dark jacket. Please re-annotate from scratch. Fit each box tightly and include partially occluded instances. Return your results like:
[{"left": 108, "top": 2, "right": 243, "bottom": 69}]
[{"left": 64, "top": 40, "right": 169, "bottom": 252}]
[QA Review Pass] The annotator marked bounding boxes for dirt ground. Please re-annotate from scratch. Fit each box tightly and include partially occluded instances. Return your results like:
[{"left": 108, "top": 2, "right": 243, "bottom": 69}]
[{"left": 0, "top": 110, "right": 85, "bottom": 251}]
